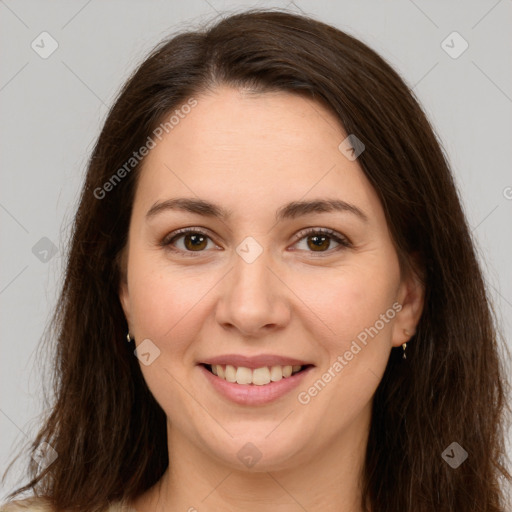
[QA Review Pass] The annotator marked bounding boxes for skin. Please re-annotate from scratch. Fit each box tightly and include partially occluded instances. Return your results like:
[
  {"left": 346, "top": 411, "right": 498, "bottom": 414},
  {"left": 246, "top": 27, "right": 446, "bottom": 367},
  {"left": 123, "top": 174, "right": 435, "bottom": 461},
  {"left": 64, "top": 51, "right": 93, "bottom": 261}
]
[{"left": 119, "top": 86, "right": 424, "bottom": 512}]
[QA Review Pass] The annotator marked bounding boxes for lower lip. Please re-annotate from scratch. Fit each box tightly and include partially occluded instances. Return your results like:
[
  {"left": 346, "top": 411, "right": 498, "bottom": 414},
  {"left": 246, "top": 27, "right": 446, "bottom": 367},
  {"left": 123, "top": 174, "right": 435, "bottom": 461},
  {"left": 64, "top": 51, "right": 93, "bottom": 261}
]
[{"left": 199, "top": 364, "right": 314, "bottom": 406}]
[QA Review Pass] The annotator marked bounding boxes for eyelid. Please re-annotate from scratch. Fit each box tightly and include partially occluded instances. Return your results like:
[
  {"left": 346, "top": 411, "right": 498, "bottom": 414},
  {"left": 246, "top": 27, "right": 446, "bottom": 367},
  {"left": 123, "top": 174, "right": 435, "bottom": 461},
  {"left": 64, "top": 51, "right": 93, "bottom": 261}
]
[
  {"left": 160, "top": 227, "right": 220, "bottom": 257},
  {"left": 161, "top": 227, "right": 215, "bottom": 245},
  {"left": 291, "top": 227, "right": 351, "bottom": 247},
  {"left": 161, "top": 226, "right": 352, "bottom": 255}
]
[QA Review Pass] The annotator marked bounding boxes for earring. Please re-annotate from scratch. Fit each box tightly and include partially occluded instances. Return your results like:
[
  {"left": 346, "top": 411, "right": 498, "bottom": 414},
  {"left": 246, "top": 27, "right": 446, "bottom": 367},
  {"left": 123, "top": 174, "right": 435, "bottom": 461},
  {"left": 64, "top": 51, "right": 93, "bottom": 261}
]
[
  {"left": 402, "top": 329, "right": 411, "bottom": 360},
  {"left": 126, "top": 332, "right": 134, "bottom": 343}
]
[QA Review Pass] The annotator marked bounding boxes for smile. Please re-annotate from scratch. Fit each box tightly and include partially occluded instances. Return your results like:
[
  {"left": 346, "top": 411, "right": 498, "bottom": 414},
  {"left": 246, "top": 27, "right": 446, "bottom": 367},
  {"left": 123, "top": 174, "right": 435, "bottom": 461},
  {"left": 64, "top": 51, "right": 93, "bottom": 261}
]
[
  {"left": 203, "top": 363, "right": 308, "bottom": 385},
  {"left": 198, "top": 361, "right": 314, "bottom": 406}
]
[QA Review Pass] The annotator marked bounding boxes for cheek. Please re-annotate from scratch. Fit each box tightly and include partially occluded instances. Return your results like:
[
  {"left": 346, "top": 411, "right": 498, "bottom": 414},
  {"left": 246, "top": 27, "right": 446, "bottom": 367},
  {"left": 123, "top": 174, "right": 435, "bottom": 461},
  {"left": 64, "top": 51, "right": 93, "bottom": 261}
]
[
  {"left": 127, "top": 255, "right": 211, "bottom": 345},
  {"left": 293, "top": 268, "right": 399, "bottom": 429},
  {"left": 127, "top": 260, "right": 210, "bottom": 416},
  {"left": 293, "top": 257, "right": 400, "bottom": 345}
]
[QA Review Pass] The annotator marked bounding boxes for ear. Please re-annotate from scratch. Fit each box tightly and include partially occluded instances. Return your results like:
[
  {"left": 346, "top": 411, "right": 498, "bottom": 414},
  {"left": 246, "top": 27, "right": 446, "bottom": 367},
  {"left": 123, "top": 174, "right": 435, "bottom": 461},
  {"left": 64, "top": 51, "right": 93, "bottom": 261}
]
[
  {"left": 391, "top": 263, "right": 425, "bottom": 348},
  {"left": 117, "top": 247, "right": 131, "bottom": 325},
  {"left": 119, "top": 279, "right": 131, "bottom": 324}
]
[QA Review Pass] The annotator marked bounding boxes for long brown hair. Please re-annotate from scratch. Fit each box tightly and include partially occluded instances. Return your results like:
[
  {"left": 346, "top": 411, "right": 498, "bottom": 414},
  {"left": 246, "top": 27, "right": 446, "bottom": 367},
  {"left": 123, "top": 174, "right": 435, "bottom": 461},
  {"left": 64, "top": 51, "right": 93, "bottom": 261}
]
[{"left": 3, "top": 8, "right": 511, "bottom": 512}]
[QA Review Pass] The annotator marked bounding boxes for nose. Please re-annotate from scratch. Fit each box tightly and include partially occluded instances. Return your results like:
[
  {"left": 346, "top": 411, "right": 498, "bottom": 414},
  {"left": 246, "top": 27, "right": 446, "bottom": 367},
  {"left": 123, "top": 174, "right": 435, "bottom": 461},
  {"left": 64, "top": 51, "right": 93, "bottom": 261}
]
[{"left": 214, "top": 248, "right": 291, "bottom": 337}]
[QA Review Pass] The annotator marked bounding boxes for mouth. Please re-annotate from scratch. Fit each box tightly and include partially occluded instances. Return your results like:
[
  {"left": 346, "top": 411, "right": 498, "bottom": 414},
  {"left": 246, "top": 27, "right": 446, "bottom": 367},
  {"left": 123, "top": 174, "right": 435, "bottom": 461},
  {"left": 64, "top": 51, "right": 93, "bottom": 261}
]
[
  {"left": 200, "top": 363, "right": 313, "bottom": 386},
  {"left": 199, "top": 361, "right": 315, "bottom": 406}
]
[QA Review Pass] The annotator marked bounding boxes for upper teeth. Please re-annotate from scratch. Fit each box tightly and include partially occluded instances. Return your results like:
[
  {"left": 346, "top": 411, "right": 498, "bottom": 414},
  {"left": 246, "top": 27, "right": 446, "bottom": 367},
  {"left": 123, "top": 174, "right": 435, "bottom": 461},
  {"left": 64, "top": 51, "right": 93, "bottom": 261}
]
[{"left": 210, "top": 364, "right": 303, "bottom": 385}]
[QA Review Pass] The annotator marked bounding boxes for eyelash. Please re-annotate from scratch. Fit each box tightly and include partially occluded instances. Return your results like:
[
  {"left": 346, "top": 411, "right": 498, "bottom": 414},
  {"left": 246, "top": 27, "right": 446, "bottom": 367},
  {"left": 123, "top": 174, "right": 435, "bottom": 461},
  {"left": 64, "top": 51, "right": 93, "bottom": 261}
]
[{"left": 160, "top": 227, "right": 352, "bottom": 257}]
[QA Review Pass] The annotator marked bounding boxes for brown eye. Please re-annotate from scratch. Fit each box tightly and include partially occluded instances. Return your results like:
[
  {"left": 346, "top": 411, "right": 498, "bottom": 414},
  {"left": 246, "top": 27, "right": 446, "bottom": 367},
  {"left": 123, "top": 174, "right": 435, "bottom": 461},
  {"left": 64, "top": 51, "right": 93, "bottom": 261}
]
[
  {"left": 161, "top": 228, "right": 216, "bottom": 256},
  {"left": 181, "top": 233, "right": 208, "bottom": 251},
  {"left": 293, "top": 228, "right": 351, "bottom": 254},
  {"left": 306, "top": 234, "right": 331, "bottom": 251},
  {"left": 162, "top": 227, "right": 351, "bottom": 257}
]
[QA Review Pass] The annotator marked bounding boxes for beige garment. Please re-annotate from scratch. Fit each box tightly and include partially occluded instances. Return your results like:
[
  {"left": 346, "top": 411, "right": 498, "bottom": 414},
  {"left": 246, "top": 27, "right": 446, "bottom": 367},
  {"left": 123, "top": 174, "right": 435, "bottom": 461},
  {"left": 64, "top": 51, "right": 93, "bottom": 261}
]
[{"left": 0, "top": 497, "right": 134, "bottom": 512}]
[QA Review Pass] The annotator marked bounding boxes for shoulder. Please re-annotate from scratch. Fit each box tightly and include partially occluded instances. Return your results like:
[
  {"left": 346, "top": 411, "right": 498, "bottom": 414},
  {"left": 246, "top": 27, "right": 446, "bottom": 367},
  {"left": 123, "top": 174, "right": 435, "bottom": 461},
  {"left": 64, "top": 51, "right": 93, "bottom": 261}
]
[
  {"left": 0, "top": 498, "right": 131, "bottom": 512},
  {"left": 0, "top": 498, "right": 53, "bottom": 512}
]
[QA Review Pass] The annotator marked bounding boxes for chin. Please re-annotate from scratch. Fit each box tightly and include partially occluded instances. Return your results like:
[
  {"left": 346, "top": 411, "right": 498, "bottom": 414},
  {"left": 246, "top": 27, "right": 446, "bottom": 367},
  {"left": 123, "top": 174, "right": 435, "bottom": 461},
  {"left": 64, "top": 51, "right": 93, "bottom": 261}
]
[{"left": 204, "top": 431, "right": 311, "bottom": 472}]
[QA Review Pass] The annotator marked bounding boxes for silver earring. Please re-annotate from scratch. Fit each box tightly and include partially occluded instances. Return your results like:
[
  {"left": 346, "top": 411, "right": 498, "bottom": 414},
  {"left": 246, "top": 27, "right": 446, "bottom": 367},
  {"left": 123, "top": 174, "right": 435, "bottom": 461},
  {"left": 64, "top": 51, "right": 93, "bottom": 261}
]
[{"left": 126, "top": 332, "right": 134, "bottom": 343}]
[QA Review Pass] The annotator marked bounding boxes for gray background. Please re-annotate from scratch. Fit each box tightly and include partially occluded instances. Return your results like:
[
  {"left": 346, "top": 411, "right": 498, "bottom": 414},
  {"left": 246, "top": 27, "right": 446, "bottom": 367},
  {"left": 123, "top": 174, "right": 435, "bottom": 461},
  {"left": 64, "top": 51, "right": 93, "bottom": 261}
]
[{"left": 1, "top": 0, "right": 511, "bottom": 498}]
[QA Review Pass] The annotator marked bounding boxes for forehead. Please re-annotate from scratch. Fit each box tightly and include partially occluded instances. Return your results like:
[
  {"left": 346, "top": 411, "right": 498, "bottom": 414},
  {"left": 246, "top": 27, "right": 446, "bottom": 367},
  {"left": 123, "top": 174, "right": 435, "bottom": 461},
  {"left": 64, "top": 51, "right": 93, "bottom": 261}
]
[
  {"left": 134, "top": 86, "right": 382, "bottom": 223},
  {"left": 159, "top": 86, "right": 345, "bottom": 160}
]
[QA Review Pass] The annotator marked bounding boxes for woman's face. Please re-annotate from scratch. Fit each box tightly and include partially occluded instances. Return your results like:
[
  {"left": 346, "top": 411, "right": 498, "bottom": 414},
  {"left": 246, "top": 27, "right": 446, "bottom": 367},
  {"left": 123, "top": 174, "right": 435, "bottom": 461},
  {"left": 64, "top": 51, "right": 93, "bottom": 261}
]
[{"left": 119, "top": 86, "right": 423, "bottom": 471}]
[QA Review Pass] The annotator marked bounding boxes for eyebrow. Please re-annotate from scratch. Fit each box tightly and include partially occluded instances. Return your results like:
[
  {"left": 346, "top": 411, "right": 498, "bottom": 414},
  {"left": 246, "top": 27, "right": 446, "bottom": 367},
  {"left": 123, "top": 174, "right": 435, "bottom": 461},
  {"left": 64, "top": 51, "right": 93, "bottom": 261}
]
[{"left": 146, "top": 197, "right": 369, "bottom": 223}]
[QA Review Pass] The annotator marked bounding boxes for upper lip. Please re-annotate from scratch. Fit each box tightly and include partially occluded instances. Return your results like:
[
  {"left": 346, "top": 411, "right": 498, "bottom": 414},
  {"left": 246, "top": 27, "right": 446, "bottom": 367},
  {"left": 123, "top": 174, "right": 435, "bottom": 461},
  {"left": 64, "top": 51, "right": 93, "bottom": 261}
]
[{"left": 200, "top": 354, "right": 313, "bottom": 369}]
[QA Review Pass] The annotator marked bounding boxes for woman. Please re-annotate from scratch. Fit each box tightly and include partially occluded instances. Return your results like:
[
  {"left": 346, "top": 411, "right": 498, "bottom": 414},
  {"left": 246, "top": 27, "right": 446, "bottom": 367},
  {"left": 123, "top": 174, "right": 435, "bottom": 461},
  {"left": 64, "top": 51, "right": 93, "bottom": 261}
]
[{"left": 2, "top": 8, "right": 511, "bottom": 512}]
